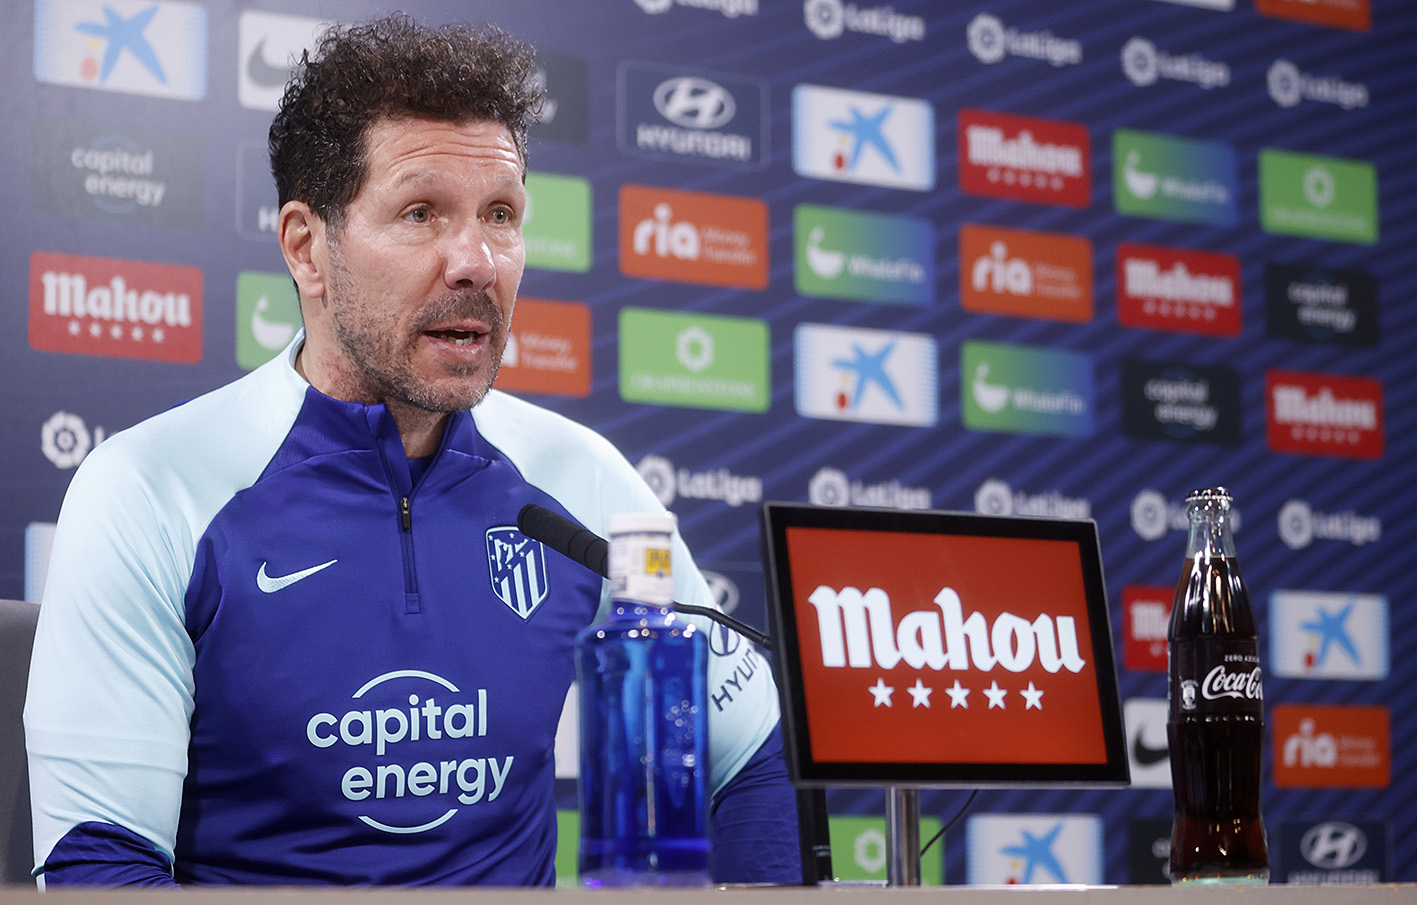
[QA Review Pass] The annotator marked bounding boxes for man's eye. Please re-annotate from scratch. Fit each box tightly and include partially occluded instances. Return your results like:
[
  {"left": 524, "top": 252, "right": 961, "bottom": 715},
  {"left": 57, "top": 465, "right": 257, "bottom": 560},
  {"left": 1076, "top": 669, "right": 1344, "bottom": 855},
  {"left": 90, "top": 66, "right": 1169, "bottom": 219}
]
[
  {"left": 489, "top": 208, "right": 513, "bottom": 225},
  {"left": 406, "top": 207, "right": 431, "bottom": 223}
]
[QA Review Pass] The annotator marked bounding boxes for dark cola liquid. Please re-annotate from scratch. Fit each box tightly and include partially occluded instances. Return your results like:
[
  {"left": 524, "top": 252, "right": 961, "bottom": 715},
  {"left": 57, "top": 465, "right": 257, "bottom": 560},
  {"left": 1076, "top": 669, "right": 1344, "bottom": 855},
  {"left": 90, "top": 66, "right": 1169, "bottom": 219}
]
[{"left": 1167, "top": 555, "right": 1269, "bottom": 884}]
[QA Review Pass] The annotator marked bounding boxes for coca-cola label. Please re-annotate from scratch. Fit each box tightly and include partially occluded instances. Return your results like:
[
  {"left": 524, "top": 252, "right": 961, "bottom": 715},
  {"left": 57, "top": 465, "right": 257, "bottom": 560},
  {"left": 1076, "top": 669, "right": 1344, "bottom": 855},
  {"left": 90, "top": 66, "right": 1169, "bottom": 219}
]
[{"left": 1169, "top": 639, "right": 1263, "bottom": 716}]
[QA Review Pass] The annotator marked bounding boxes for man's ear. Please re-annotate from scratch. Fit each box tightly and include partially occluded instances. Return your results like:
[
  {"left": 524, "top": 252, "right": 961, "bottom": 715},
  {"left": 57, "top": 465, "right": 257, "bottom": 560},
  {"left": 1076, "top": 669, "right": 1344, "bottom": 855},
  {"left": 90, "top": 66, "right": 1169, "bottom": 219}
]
[{"left": 278, "top": 201, "right": 329, "bottom": 306}]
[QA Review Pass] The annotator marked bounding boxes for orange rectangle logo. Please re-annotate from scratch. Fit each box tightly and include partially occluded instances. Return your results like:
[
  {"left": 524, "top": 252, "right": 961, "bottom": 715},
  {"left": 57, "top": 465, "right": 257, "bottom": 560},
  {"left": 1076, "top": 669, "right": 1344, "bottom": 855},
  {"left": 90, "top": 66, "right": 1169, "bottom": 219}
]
[
  {"left": 959, "top": 224, "right": 1093, "bottom": 322},
  {"left": 1273, "top": 703, "right": 1389, "bottom": 788},
  {"left": 495, "top": 297, "right": 591, "bottom": 398},
  {"left": 618, "top": 184, "right": 769, "bottom": 289},
  {"left": 1256, "top": 0, "right": 1370, "bottom": 31}
]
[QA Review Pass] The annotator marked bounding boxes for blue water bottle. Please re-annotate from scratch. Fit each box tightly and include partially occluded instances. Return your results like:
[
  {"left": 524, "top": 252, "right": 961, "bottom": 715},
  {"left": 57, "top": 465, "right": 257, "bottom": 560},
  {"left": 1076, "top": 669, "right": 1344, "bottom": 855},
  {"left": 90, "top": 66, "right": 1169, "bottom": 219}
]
[{"left": 575, "top": 512, "right": 709, "bottom": 887}]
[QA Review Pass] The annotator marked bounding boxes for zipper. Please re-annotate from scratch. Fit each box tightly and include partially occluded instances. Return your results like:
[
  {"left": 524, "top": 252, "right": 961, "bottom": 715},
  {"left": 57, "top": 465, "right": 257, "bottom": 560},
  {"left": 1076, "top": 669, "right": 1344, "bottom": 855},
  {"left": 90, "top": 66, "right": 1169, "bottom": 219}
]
[{"left": 398, "top": 495, "right": 419, "bottom": 613}]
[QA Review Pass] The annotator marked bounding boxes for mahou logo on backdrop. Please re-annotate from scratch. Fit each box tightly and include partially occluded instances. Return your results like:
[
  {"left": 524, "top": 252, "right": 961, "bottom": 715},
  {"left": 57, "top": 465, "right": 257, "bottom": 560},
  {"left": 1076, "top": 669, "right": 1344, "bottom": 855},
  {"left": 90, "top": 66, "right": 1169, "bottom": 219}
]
[
  {"left": 787, "top": 530, "right": 1107, "bottom": 766},
  {"left": 1266, "top": 370, "right": 1383, "bottom": 459},
  {"left": 1116, "top": 243, "right": 1241, "bottom": 337},
  {"left": 1122, "top": 585, "right": 1173, "bottom": 673},
  {"left": 957, "top": 109, "right": 1090, "bottom": 208},
  {"left": 30, "top": 251, "right": 203, "bottom": 363}
]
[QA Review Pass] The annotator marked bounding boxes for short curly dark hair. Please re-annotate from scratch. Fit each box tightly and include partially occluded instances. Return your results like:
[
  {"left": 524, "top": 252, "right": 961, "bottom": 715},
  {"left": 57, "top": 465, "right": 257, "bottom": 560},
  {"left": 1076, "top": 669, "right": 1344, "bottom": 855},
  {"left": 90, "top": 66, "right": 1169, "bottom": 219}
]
[{"left": 268, "top": 14, "right": 542, "bottom": 229}]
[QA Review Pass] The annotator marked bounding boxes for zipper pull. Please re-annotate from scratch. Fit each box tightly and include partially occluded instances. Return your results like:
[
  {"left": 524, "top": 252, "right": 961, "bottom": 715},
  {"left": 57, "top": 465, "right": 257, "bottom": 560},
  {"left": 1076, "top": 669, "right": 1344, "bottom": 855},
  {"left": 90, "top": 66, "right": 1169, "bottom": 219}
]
[{"left": 400, "top": 496, "right": 413, "bottom": 532}]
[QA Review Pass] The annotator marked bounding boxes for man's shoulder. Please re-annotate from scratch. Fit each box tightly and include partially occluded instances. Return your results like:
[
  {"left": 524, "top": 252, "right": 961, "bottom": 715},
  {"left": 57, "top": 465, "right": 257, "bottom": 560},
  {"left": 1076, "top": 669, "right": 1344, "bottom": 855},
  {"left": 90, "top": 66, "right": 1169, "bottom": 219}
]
[{"left": 473, "top": 389, "right": 626, "bottom": 466}]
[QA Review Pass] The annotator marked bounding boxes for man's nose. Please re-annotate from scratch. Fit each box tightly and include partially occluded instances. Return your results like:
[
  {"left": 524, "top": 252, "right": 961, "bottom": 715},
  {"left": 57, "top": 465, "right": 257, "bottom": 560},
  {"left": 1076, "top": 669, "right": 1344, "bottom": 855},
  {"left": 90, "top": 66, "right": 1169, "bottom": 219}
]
[{"left": 443, "top": 222, "right": 498, "bottom": 291}]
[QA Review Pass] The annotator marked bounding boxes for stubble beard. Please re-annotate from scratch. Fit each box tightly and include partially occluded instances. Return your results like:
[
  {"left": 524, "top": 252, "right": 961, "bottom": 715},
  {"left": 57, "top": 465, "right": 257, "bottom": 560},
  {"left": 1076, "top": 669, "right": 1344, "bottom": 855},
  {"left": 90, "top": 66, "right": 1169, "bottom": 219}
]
[{"left": 327, "top": 261, "right": 508, "bottom": 415}]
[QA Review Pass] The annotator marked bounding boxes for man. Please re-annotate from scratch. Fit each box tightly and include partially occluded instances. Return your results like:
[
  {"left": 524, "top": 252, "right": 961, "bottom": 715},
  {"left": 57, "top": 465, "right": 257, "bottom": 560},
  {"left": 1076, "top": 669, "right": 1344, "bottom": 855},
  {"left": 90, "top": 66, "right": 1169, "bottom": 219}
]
[{"left": 26, "top": 15, "right": 797, "bottom": 887}]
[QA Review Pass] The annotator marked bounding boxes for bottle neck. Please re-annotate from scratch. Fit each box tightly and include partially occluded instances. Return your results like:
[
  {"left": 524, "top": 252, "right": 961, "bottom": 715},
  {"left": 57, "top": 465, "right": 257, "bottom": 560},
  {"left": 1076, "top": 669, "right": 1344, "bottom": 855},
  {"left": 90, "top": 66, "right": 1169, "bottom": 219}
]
[{"left": 1185, "top": 502, "right": 1236, "bottom": 562}]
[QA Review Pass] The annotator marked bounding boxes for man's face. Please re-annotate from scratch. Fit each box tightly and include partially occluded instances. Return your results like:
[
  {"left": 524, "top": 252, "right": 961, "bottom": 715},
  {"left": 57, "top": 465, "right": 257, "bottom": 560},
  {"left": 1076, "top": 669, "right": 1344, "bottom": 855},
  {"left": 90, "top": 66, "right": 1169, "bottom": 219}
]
[{"left": 312, "top": 116, "right": 526, "bottom": 413}]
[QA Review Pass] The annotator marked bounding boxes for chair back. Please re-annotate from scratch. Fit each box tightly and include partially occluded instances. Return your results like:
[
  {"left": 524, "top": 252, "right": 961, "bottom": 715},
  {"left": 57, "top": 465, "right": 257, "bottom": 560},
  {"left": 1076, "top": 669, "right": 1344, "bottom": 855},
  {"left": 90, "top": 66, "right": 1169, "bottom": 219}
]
[{"left": 0, "top": 599, "right": 40, "bottom": 886}]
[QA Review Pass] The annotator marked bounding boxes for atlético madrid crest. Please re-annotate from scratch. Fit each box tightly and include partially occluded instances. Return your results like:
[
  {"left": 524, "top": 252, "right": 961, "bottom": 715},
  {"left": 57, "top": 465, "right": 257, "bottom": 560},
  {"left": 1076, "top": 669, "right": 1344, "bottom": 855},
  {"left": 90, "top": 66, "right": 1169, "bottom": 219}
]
[{"left": 485, "top": 526, "right": 549, "bottom": 619}]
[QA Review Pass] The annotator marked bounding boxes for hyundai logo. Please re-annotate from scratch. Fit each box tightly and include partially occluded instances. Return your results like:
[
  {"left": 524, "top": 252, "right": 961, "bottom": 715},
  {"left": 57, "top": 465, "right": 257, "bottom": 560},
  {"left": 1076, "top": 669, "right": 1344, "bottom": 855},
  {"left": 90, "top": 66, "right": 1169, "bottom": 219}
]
[
  {"left": 1301, "top": 822, "right": 1367, "bottom": 870},
  {"left": 653, "top": 77, "right": 736, "bottom": 129}
]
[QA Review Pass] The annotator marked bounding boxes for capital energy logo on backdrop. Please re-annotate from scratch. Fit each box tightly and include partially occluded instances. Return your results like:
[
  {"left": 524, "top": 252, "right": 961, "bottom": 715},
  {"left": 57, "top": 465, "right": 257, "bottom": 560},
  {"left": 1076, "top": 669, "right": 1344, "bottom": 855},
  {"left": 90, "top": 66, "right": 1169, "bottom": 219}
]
[
  {"left": 524, "top": 173, "right": 592, "bottom": 273},
  {"left": 1265, "top": 263, "right": 1378, "bottom": 348},
  {"left": 1120, "top": 36, "right": 1230, "bottom": 90},
  {"left": 618, "top": 308, "right": 768, "bottom": 412},
  {"left": 967, "top": 815, "right": 1102, "bottom": 885},
  {"left": 34, "top": 0, "right": 207, "bottom": 100},
  {"left": 803, "top": 0, "right": 925, "bottom": 44},
  {"left": 528, "top": 52, "right": 590, "bottom": 146},
  {"left": 959, "top": 224, "right": 1092, "bottom": 322},
  {"left": 235, "top": 271, "right": 300, "bottom": 370},
  {"left": 957, "top": 109, "right": 1089, "bottom": 208},
  {"left": 794, "top": 323, "right": 937, "bottom": 427},
  {"left": 793, "top": 205, "right": 933, "bottom": 305},
  {"left": 1122, "top": 698, "right": 1170, "bottom": 788},
  {"left": 961, "top": 341, "right": 1093, "bottom": 438},
  {"left": 237, "top": 10, "right": 328, "bottom": 111},
  {"left": 1266, "top": 370, "right": 1383, "bottom": 459},
  {"left": 1116, "top": 243, "right": 1241, "bottom": 337},
  {"left": 1257, "top": 0, "right": 1370, "bottom": 31},
  {"left": 236, "top": 141, "right": 279, "bottom": 241},
  {"left": 1120, "top": 359, "right": 1242, "bottom": 446},
  {"left": 1127, "top": 817, "right": 1174, "bottom": 886},
  {"left": 1279, "top": 820, "right": 1386, "bottom": 885},
  {"left": 1122, "top": 585, "right": 1173, "bottom": 673},
  {"left": 30, "top": 251, "right": 202, "bottom": 363},
  {"left": 1266, "top": 59, "right": 1369, "bottom": 110},
  {"left": 1273, "top": 704, "right": 1390, "bottom": 788},
  {"left": 1259, "top": 149, "right": 1378, "bottom": 245},
  {"left": 618, "top": 64, "right": 767, "bottom": 168},
  {"left": 1270, "top": 590, "right": 1388, "bottom": 681},
  {"left": 618, "top": 185, "right": 768, "bottom": 288},
  {"left": 496, "top": 298, "right": 591, "bottom": 398},
  {"left": 964, "top": 14, "right": 1083, "bottom": 68},
  {"left": 1113, "top": 130, "right": 1237, "bottom": 225},
  {"left": 791, "top": 84, "right": 934, "bottom": 191},
  {"left": 32, "top": 119, "right": 202, "bottom": 228}
]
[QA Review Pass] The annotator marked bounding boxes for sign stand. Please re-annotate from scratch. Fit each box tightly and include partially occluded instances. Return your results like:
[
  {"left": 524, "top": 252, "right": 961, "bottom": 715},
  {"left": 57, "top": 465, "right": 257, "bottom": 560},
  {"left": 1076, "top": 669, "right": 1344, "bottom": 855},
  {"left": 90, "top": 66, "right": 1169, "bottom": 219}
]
[{"left": 885, "top": 787, "right": 921, "bottom": 886}]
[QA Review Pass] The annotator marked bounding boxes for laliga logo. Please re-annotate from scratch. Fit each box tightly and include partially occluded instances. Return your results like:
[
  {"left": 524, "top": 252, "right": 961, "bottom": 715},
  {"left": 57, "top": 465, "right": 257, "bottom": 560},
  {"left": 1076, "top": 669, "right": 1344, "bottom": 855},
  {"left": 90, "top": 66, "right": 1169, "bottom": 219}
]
[{"left": 809, "top": 585, "right": 1086, "bottom": 674}]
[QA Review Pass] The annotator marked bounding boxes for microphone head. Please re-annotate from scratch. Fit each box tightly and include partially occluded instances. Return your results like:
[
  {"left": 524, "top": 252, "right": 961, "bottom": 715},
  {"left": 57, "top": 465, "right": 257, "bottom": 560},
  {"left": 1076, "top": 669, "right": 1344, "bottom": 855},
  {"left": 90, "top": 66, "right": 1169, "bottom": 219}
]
[{"left": 517, "top": 503, "right": 609, "bottom": 578}]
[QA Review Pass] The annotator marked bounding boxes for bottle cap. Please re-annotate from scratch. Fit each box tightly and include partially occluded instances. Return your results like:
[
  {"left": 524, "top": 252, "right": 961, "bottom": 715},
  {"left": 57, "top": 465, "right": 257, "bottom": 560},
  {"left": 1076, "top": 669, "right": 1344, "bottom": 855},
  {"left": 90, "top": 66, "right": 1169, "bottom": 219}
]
[
  {"left": 606, "top": 511, "right": 677, "bottom": 537},
  {"left": 1185, "top": 487, "right": 1233, "bottom": 507}
]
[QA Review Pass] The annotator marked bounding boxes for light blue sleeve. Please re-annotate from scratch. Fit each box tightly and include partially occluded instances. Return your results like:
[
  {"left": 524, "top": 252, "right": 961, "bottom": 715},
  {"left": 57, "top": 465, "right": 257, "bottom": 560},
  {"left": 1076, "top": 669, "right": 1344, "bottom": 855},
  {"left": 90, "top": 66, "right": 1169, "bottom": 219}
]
[{"left": 473, "top": 390, "right": 780, "bottom": 795}]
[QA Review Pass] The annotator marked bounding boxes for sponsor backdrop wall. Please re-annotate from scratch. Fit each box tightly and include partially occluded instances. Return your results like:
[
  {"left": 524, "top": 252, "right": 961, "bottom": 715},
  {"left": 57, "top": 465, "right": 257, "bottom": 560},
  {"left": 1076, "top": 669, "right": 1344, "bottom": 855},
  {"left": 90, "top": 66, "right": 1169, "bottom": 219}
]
[{"left": 2, "top": 0, "right": 1413, "bottom": 887}]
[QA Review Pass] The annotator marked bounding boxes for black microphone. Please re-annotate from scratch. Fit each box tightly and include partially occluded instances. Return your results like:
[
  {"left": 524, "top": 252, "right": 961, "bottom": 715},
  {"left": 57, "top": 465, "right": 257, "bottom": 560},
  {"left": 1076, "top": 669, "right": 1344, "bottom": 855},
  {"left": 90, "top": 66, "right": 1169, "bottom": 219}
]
[
  {"left": 517, "top": 502, "right": 608, "bottom": 578},
  {"left": 516, "top": 503, "right": 771, "bottom": 649}
]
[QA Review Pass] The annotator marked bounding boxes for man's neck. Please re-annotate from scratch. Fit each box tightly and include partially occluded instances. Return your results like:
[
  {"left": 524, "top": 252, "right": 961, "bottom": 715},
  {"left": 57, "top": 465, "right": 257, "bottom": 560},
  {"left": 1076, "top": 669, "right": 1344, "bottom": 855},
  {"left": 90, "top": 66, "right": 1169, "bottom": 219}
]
[{"left": 294, "top": 344, "right": 450, "bottom": 459}]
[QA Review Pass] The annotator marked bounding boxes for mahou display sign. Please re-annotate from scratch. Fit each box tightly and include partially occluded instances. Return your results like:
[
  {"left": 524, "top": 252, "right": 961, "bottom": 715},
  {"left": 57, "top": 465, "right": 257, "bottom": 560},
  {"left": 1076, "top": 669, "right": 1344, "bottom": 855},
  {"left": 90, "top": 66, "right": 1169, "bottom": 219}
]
[
  {"left": 1266, "top": 369, "right": 1384, "bottom": 459},
  {"left": 762, "top": 505, "right": 1128, "bottom": 786}
]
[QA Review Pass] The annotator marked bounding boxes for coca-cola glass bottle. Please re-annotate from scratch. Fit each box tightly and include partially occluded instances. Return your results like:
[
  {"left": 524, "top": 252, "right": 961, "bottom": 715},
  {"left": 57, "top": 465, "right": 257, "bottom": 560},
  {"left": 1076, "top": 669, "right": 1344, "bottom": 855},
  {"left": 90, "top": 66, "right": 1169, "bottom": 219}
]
[{"left": 1167, "top": 487, "right": 1269, "bottom": 885}]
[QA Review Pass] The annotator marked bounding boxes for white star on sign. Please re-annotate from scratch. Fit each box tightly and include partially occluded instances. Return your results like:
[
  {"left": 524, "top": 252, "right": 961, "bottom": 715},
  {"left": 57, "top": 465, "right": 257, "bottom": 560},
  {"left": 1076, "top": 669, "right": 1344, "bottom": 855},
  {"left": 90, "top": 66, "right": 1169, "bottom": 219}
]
[
  {"left": 869, "top": 678, "right": 894, "bottom": 708},
  {"left": 984, "top": 681, "right": 1008, "bottom": 709},
  {"left": 1022, "top": 682, "right": 1044, "bottom": 710},
  {"left": 946, "top": 680, "right": 970, "bottom": 709},
  {"left": 907, "top": 679, "right": 932, "bottom": 708}
]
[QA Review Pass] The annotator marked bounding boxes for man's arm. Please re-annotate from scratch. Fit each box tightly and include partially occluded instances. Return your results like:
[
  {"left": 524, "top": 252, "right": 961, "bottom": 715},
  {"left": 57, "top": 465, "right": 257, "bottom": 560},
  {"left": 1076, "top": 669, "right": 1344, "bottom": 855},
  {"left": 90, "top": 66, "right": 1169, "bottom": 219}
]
[
  {"left": 709, "top": 726, "right": 802, "bottom": 884},
  {"left": 25, "top": 437, "right": 194, "bottom": 887}
]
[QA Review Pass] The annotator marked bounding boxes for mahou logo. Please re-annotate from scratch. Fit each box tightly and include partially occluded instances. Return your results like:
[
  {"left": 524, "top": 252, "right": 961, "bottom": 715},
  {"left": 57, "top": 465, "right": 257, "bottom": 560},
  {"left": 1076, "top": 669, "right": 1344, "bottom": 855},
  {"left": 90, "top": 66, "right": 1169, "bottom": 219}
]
[
  {"left": 1115, "top": 243, "right": 1240, "bottom": 337},
  {"left": 957, "top": 109, "right": 1090, "bottom": 208},
  {"left": 788, "top": 528, "right": 1109, "bottom": 767},
  {"left": 1266, "top": 370, "right": 1383, "bottom": 459},
  {"left": 30, "top": 251, "right": 203, "bottom": 363},
  {"left": 1122, "top": 585, "right": 1172, "bottom": 673}
]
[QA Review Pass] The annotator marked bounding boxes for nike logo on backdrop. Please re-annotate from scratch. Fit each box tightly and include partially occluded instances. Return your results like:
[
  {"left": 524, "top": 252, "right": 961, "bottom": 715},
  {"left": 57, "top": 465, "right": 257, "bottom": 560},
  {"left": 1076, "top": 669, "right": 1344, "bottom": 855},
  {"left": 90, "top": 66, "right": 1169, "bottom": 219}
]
[
  {"left": 1132, "top": 733, "right": 1170, "bottom": 767},
  {"left": 257, "top": 559, "right": 337, "bottom": 593}
]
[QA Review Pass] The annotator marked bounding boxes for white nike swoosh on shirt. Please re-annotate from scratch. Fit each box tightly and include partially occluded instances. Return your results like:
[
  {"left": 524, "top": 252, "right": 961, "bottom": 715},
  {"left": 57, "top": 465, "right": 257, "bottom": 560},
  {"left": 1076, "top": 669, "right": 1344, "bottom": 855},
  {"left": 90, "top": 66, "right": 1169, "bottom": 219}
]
[{"left": 256, "top": 559, "right": 338, "bottom": 593}]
